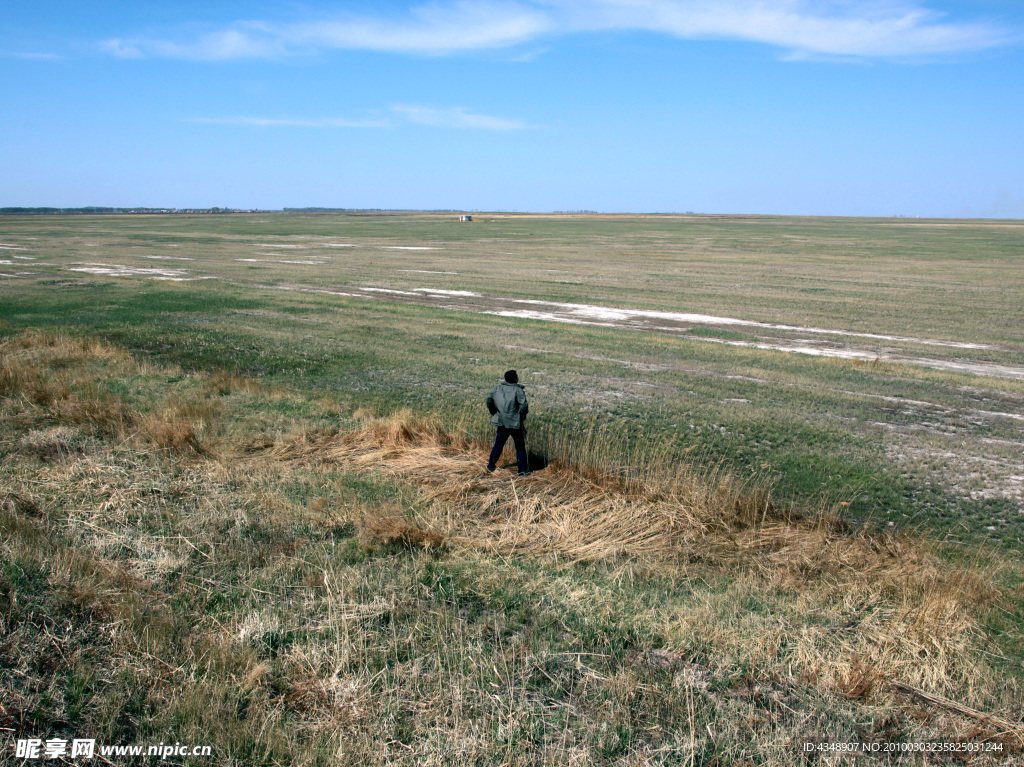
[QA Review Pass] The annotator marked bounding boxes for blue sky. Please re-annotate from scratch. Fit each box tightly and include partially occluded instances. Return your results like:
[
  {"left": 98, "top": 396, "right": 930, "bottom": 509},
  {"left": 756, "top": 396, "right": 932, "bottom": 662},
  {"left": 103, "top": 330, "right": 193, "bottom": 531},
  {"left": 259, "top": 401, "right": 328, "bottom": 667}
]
[{"left": 2, "top": 0, "right": 1023, "bottom": 216}]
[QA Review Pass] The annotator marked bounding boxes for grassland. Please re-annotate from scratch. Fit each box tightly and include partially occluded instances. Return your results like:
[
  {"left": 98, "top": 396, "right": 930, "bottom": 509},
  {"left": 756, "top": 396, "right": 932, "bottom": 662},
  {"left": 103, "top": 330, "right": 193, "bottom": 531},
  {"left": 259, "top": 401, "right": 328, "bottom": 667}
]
[
  {"left": 1, "top": 213, "right": 1023, "bottom": 764},
  {"left": 1, "top": 212, "right": 1022, "bottom": 545}
]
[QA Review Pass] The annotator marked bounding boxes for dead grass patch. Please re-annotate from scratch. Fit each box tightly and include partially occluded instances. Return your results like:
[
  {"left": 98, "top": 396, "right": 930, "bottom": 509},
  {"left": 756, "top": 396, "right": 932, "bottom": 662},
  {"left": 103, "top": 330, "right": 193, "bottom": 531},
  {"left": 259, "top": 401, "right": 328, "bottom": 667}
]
[
  {"left": 139, "top": 414, "right": 204, "bottom": 453},
  {"left": 50, "top": 389, "right": 137, "bottom": 435},
  {"left": 204, "top": 370, "right": 261, "bottom": 396},
  {"left": 1, "top": 331, "right": 139, "bottom": 436},
  {"left": 1, "top": 330, "right": 225, "bottom": 455},
  {"left": 252, "top": 409, "right": 1020, "bottom": 717},
  {"left": 15, "top": 426, "right": 85, "bottom": 461},
  {"left": 359, "top": 510, "right": 445, "bottom": 553},
  {"left": 1, "top": 491, "right": 42, "bottom": 517},
  {"left": 137, "top": 397, "right": 221, "bottom": 454},
  {"left": 264, "top": 412, "right": 838, "bottom": 566}
]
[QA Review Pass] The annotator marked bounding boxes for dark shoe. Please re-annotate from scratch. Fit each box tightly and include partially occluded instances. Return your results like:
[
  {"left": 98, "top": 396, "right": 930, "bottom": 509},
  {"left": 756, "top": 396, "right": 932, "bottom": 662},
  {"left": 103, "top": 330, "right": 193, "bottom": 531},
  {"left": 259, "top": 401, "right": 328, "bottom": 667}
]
[
  {"left": 486, "top": 466, "right": 496, "bottom": 473},
  {"left": 518, "top": 471, "right": 530, "bottom": 476}
]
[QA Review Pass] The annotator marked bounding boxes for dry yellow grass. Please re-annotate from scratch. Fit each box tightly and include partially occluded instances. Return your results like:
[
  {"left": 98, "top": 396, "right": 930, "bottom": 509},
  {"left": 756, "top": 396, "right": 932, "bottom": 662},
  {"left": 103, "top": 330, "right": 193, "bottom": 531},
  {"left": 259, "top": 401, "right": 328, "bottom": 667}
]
[
  {"left": 358, "top": 510, "right": 446, "bottom": 553},
  {"left": 0, "top": 330, "right": 223, "bottom": 454},
  {"left": 258, "top": 409, "right": 752, "bottom": 561},
  {"left": 250, "top": 409, "right": 1020, "bottom": 720},
  {"left": 3, "top": 329, "right": 1022, "bottom": 764}
]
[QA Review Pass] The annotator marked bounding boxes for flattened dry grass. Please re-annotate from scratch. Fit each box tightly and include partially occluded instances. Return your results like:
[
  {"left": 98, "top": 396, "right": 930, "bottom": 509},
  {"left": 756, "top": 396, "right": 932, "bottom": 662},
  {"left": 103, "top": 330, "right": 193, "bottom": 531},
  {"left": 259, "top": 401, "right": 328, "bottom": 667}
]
[
  {"left": 262, "top": 409, "right": 753, "bottom": 561},
  {"left": 259, "top": 410, "right": 1021, "bottom": 715},
  {"left": 358, "top": 510, "right": 446, "bottom": 553},
  {"left": 3, "top": 330, "right": 1023, "bottom": 765}
]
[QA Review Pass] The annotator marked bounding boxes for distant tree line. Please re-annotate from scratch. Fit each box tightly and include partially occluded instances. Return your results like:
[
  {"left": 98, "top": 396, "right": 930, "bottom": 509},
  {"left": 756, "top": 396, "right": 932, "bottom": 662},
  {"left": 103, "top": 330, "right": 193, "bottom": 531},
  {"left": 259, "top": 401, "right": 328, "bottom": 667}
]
[
  {"left": 0, "top": 207, "right": 253, "bottom": 215},
  {"left": 1, "top": 207, "right": 122, "bottom": 214},
  {"left": 282, "top": 207, "right": 462, "bottom": 213}
]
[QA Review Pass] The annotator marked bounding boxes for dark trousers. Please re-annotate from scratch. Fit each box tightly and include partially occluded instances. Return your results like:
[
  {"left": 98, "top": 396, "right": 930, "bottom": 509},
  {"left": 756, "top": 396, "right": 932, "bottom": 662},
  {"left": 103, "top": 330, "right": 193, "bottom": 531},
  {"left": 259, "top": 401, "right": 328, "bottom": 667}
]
[{"left": 488, "top": 426, "right": 528, "bottom": 473}]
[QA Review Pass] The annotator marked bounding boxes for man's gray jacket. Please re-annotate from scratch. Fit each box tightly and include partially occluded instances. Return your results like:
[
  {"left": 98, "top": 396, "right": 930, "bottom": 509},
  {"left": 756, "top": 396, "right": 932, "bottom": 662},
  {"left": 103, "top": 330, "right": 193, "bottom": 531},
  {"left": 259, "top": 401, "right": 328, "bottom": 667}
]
[{"left": 487, "top": 382, "right": 529, "bottom": 429}]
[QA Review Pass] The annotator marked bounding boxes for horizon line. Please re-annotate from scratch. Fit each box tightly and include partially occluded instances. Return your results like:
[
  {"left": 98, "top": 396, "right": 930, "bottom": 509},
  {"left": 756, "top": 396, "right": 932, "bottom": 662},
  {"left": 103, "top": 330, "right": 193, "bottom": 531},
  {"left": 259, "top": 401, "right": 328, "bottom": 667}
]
[{"left": 0, "top": 206, "right": 1020, "bottom": 222}]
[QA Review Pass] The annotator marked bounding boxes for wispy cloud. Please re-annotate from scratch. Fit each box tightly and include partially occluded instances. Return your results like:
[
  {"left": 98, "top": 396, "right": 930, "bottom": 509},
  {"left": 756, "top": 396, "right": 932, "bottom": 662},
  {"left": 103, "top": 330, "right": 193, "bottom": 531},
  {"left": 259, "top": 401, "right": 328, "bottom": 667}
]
[
  {"left": 287, "top": 0, "right": 552, "bottom": 54},
  {"left": 4, "top": 51, "right": 61, "bottom": 61},
  {"left": 101, "top": 29, "right": 285, "bottom": 60},
  {"left": 571, "top": 0, "right": 1013, "bottom": 58},
  {"left": 103, "top": 1, "right": 550, "bottom": 60},
  {"left": 182, "top": 105, "right": 528, "bottom": 131},
  {"left": 392, "top": 104, "right": 529, "bottom": 129},
  {"left": 100, "top": 1, "right": 1016, "bottom": 61}
]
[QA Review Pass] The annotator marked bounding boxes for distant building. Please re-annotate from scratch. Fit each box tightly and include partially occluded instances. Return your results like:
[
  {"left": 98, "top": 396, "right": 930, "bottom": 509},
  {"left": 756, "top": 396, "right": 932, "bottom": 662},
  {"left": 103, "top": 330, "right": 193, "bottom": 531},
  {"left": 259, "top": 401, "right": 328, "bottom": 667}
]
[{"left": 459, "top": 215, "right": 472, "bottom": 222}]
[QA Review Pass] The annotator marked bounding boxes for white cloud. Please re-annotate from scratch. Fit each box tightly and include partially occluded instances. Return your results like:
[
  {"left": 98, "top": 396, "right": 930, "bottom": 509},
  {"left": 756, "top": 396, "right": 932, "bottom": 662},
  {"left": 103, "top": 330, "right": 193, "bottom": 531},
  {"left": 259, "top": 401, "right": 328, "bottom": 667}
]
[
  {"left": 103, "top": 1, "right": 550, "bottom": 60},
  {"left": 570, "top": 0, "right": 1010, "bottom": 58},
  {"left": 287, "top": 1, "right": 552, "bottom": 54},
  {"left": 102, "top": 27, "right": 287, "bottom": 60},
  {"left": 100, "top": 0, "right": 1015, "bottom": 60},
  {"left": 4, "top": 51, "right": 61, "bottom": 61},
  {"left": 391, "top": 104, "right": 529, "bottom": 129}
]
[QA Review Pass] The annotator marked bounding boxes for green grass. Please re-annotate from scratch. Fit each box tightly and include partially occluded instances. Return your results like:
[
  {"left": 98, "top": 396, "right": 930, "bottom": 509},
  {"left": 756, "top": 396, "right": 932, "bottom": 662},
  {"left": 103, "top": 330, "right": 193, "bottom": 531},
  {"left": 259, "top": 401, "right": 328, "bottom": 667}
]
[{"left": 1, "top": 210, "right": 1022, "bottom": 551}]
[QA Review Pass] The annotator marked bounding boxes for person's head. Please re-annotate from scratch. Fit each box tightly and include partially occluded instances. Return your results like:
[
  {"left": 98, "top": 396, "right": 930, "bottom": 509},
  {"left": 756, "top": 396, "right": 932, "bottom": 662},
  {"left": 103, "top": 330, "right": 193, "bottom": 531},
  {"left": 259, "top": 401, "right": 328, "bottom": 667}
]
[{"left": 504, "top": 369, "right": 518, "bottom": 384}]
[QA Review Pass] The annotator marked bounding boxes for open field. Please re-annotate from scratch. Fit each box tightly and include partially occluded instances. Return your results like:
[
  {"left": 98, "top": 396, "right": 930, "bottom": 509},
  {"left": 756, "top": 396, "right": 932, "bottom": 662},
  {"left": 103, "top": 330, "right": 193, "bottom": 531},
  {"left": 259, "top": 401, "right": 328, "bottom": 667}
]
[
  {"left": 2, "top": 213, "right": 1024, "bottom": 764},
  {"left": 1, "top": 212, "right": 1023, "bottom": 545},
  {"left": 2, "top": 329, "right": 1023, "bottom": 765}
]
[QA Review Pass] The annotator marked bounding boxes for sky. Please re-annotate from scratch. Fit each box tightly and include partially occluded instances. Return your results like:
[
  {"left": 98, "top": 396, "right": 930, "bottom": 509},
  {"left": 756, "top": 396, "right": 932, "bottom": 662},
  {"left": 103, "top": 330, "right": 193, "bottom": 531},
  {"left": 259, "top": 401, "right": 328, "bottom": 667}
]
[{"left": 2, "top": 0, "right": 1023, "bottom": 216}]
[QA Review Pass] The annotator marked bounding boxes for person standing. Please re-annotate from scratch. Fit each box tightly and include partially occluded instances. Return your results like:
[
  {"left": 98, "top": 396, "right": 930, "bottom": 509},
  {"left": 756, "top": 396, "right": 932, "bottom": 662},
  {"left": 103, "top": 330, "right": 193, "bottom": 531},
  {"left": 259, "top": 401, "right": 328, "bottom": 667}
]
[{"left": 486, "top": 370, "right": 529, "bottom": 475}]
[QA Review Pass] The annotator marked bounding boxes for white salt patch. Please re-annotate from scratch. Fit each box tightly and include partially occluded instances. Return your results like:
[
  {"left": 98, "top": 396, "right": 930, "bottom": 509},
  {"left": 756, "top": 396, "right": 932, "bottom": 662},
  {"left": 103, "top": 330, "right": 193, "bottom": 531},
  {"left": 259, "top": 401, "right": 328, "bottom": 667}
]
[
  {"left": 361, "top": 287, "right": 416, "bottom": 295},
  {"left": 486, "top": 309, "right": 618, "bottom": 328},
  {"left": 711, "top": 338, "right": 882, "bottom": 362},
  {"left": 152, "top": 276, "right": 219, "bottom": 282},
  {"left": 0, "top": 260, "right": 14, "bottom": 265},
  {"left": 67, "top": 263, "right": 189, "bottom": 278},
  {"left": 0, "top": 244, "right": 29, "bottom": 250},
  {"left": 236, "top": 258, "right": 326, "bottom": 265},
  {"left": 905, "top": 359, "right": 1024, "bottom": 380},
  {"left": 399, "top": 270, "right": 459, "bottom": 275},
  {"left": 258, "top": 285, "right": 1022, "bottom": 380},
  {"left": 252, "top": 243, "right": 304, "bottom": 249},
  {"left": 323, "top": 243, "right": 356, "bottom": 248},
  {"left": 0, "top": 272, "right": 36, "bottom": 278},
  {"left": 973, "top": 410, "right": 1024, "bottom": 422},
  {"left": 486, "top": 305, "right": 1007, "bottom": 372},
  {"left": 381, "top": 246, "right": 440, "bottom": 250},
  {"left": 690, "top": 337, "right": 1024, "bottom": 379},
  {"left": 12, "top": 255, "right": 36, "bottom": 260},
  {"left": 143, "top": 255, "right": 194, "bottom": 261},
  {"left": 500, "top": 298, "right": 993, "bottom": 350},
  {"left": 837, "top": 391, "right": 952, "bottom": 411},
  {"left": 255, "top": 252, "right": 331, "bottom": 259},
  {"left": 413, "top": 288, "right": 480, "bottom": 297},
  {"left": 268, "top": 285, "right": 363, "bottom": 299}
]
